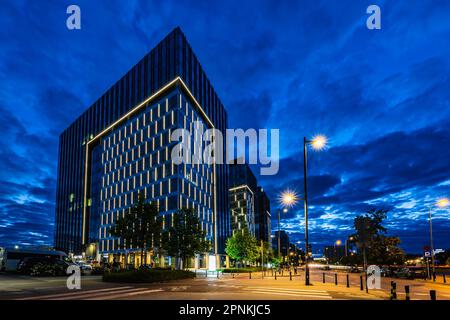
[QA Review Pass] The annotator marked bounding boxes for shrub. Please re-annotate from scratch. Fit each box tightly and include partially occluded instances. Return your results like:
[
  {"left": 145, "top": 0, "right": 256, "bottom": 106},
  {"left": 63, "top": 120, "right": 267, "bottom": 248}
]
[
  {"left": 91, "top": 266, "right": 105, "bottom": 275},
  {"left": 102, "top": 269, "right": 195, "bottom": 283},
  {"left": 30, "top": 263, "right": 66, "bottom": 277},
  {"left": 218, "top": 267, "right": 264, "bottom": 273}
]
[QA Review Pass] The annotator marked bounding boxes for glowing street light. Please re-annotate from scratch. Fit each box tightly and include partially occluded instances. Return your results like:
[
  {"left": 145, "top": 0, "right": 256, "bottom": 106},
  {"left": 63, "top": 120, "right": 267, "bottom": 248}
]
[
  {"left": 303, "top": 134, "right": 328, "bottom": 285},
  {"left": 310, "top": 135, "right": 328, "bottom": 151},
  {"left": 437, "top": 198, "right": 449, "bottom": 208},
  {"left": 335, "top": 240, "right": 342, "bottom": 246},
  {"left": 279, "top": 189, "right": 299, "bottom": 208},
  {"left": 276, "top": 189, "right": 299, "bottom": 262}
]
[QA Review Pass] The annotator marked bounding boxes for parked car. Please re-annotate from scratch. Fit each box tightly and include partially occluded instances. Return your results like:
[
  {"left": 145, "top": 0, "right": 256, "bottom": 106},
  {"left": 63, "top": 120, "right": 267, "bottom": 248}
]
[
  {"left": 393, "top": 268, "right": 415, "bottom": 279},
  {"left": 76, "top": 261, "right": 93, "bottom": 275},
  {"left": 17, "top": 257, "right": 73, "bottom": 275},
  {"left": 349, "top": 266, "right": 360, "bottom": 273},
  {"left": 380, "top": 267, "right": 394, "bottom": 277},
  {"left": 409, "top": 268, "right": 426, "bottom": 280}
]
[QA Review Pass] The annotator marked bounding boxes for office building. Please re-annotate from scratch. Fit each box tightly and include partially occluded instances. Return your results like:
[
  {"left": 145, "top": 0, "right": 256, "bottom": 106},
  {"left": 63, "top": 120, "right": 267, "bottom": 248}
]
[
  {"left": 228, "top": 163, "right": 257, "bottom": 236},
  {"left": 254, "top": 186, "right": 271, "bottom": 243},
  {"left": 54, "top": 28, "right": 230, "bottom": 268}
]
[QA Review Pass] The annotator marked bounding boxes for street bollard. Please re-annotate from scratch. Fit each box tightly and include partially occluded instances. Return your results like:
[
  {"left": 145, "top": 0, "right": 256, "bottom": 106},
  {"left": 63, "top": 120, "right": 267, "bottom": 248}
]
[
  {"left": 335, "top": 273, "right": 338, "bottom": 285},
  {"left": 443, "top": 274, "right": 446, "bottom": 283},
  {"left": 433, "top": 272, "right": 436, "bottom": 282},
  {"left": 217, "top": 271, "right": 219, "bottom": 278},
  {"left": 360, "top": 275, "right": 363, "bottom": 291},
  {"left": 346, "top": 274, "right": 350, "bottom": 288},
  {"left": 430, "top": 290, "right": 436, "bottom": 300},
  {"left": 323, "top": 272, "right": 326, "bottom": 283},
  {"left": 249, "top": 271, "right": 252, "bottom": 279},
  {"left": 275, "top": 272, "right": 277, "bottom": 280},
  {"left": 390, "top": 281, "right": 397, "bottom": 300},
  {"left": 290, "top": 271, "right": 292, "bottom": 281},
  {"left": 405, "top": 285, "right": 410, "bottom": 301}
]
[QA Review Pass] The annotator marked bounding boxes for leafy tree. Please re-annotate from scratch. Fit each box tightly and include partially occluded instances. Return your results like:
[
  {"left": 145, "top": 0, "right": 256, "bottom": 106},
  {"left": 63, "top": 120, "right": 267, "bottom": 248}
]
[
  {"left": 161, "top": 208, "right": 210, "bottom": 270},
  {"left": 110, "top": 192, "right": 163, "bottom": 267},
  {"left": 435, "top": 250, "right": 450, "bottom": 265},
  {"left": 255, "top": 241, "right": 274, "bottom": 267},
  {"left": 225, "top": 228, "right": 259, "bottom": 266},
  {"left": 367, "top": 235, "right": 406, "bottom": 265},
  {"left": 351, "top": 208, "right": 405, "bottom": 267}
]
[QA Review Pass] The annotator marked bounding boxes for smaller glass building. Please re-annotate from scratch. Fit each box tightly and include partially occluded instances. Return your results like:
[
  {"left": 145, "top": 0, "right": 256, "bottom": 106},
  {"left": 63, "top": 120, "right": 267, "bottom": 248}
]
[{"left": 229, "top": 163, "right": 257, "bottom": 236}]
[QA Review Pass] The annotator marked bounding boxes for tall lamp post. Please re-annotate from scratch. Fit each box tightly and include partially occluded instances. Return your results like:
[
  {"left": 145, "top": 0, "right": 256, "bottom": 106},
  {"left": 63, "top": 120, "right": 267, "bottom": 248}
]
[
  {"left": 429, "top": 198, "right": 449, "bottom": 277},
  {"left": 277, "top": 190, "right": 298, "bottom": 268},
  {"left": 278, "top": 208, "right": 288, "bottom": 259},
  {"left": 303, "top": 135, "right": 328, "bottom": 285},
  {"left": 345, "top": 236, "right": 354, "bottom": 257}
]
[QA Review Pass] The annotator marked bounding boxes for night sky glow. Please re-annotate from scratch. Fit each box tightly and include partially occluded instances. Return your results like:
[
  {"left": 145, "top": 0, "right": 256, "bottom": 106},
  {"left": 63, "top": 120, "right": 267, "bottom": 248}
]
[{"left": 0, "top": 1, "right": 449, "bottom": 253}]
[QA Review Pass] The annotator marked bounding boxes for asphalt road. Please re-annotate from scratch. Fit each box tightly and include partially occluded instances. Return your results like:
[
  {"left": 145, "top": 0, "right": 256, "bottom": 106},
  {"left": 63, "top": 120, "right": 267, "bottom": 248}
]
[{"left": 1, "top": 269, "right": 449, "bottom": 300}]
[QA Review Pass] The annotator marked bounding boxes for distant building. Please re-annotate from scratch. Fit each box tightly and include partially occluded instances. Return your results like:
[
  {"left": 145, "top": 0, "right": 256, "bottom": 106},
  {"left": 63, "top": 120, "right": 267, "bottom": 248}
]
[
  {"left": 254, "top": 187, "right": 271, "bottom": 243},
  {"left": 272, "top": 230, "right": 289, "bottom": 257},
  {"left": 229, "top": 163, "right": 257, "bottom": 236}
]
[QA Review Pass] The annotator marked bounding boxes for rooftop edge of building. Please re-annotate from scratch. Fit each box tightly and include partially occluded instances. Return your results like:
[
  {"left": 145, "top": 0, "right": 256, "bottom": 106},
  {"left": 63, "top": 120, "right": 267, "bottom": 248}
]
[{"left": 60, "top": 26, "right": 227, "bottom": 138}]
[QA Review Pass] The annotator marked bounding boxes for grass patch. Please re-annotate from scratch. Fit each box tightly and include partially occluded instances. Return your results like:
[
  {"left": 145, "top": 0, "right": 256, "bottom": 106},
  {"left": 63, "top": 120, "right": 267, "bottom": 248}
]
[{"left": 102, "top": 269, "right": 195, "bottom": 283}]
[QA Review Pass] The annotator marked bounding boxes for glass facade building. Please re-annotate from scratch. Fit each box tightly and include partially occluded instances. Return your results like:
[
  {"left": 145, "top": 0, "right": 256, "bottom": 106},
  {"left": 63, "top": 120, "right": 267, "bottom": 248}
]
[
  {"left": 228, "top": 163, "right": 257, "bottom": 236},
  {"left": 54, "top": 28, "right": 230, "bottom": 259},
  {"left": 254, "top": 186, "right": 271, "bottom": 243}
]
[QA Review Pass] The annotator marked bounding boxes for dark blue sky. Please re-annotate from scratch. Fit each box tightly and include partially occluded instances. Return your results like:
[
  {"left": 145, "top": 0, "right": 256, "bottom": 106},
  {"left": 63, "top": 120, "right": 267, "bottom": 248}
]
[{"left": 0, "top": 1, "right": 449, "bottom": 254}]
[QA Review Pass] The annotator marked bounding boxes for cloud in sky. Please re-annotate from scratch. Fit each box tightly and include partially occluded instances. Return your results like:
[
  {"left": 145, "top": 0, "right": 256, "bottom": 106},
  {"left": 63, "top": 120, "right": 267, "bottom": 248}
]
[{"left": 0, "top": 0, "right": 449, "bottom": 253}]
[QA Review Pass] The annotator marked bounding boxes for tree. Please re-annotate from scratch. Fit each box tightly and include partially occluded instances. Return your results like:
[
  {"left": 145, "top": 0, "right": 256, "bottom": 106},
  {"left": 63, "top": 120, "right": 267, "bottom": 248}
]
[
  {"left": 351, "top": 208, "right": 405, "bottom": 267},
  {"left": 161, "top": 208, "right": 210, "bottom": 270},
  {"left": 367, "top": 236, "right": 406, "bottom": 265},
  {"left": 110, "top": 192, "right": 163, "bottom": 267},
  {"left": 225, "top": 229, "right": 259, "bottom": 266},
  {"left": 255, "top": 241, "right": 274, "bottom": 267}
]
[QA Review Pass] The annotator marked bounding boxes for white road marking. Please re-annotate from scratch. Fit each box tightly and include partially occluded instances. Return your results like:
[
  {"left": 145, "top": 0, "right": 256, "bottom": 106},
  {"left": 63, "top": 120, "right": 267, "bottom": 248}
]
[
  {"left": 51, "top": 288, "right": 155, "bottom": 300},
  {"left": 86, "top": 289, "right": 164, "bottom": 300},
  {"left": 245, "top": 286, "right": 328, "bottom": 294},
  {"left": 249, "top": 290, "right": 333, "bottom": 299},
  {"left": 17, "top": 286, "right": 133, "bottom": 300}
]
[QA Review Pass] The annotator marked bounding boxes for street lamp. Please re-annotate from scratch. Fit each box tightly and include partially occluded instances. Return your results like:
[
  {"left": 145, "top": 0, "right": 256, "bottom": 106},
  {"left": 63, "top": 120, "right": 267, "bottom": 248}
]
[
  {"left": 277, "top": 190, "right": 299, "bottom": 264},
  {"left": 429, "top": 197, "right": 449, "bottom": 277},
  {"left": 303, "top": 134, "right": 328, "bottom": 285},
  {"left": 345, "top": 236, "right": 354, "bottom": 257}
]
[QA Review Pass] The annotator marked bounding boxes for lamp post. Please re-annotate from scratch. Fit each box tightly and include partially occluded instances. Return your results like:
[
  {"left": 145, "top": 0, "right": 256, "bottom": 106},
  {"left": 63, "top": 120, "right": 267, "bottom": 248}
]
[
  {"left": 429, "top": 198, "right": 449, "bottom": 277},
  {"left": 303, "top": 135, "right": 327, "bottom": 285},
  {"left": 345, "top": 236, "right": 354, "bottom": 257},
  {"left": 277, "top": 190, "right": 298, "bottom": 269},
  {"left": 277, "top": 208, "right": 288, "bottom": 259}
]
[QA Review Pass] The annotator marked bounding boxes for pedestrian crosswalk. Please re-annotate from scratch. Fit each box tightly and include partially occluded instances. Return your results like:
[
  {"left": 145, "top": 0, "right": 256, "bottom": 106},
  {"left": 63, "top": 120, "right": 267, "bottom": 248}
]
[
  {"left": 242, "top": 286, "right": 333, "bottom": 299},
  {"left": 16, "top": 286, "right": 163, "bottom": 300}
]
